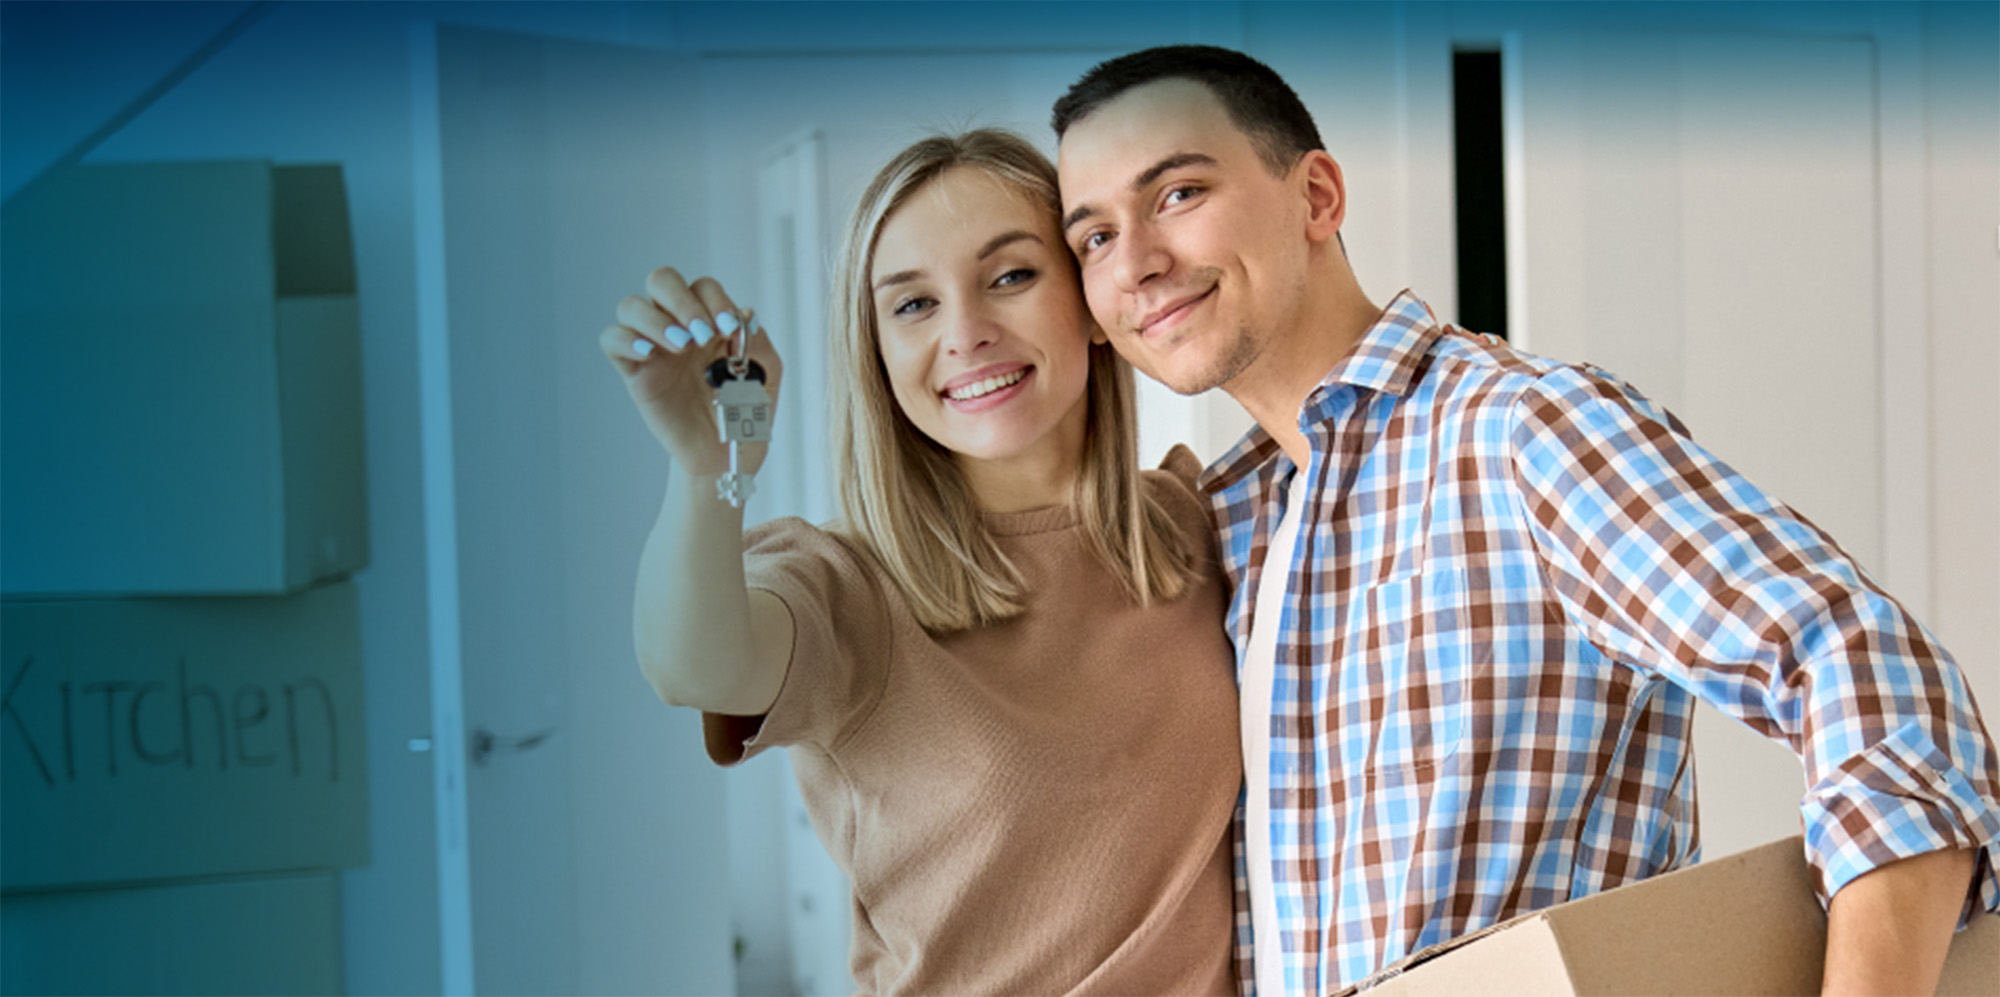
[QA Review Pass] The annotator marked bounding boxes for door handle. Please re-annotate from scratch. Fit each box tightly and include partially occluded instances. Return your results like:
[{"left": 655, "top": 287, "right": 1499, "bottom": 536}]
[{"left": 470, "top": 726, "right": 556, "bottom": 766}]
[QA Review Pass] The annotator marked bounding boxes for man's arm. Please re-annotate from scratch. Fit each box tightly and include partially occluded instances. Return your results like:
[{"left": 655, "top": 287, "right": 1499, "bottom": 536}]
[
  {"left": 1822, "top": 847, "right": 1974, "bottom": 996},
  {"left": 1506, "top": 364, "right": 2000, "bottom": 980}
]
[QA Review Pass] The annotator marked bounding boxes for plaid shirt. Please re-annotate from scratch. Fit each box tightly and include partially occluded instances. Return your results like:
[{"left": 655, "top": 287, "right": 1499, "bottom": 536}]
[{"left": 1204, "top": 291, "right": 2000, "bottom": 995}]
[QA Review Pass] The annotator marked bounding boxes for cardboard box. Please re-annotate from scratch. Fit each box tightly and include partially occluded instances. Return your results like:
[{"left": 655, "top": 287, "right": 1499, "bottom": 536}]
[
  {"left": 1348, "top": 837, "right": 1998, "bottom": 996},
  {"left": 0, "top": 871, "right": 342, "bottom": 995},
  {"left": 0, "top": 583, "right": 369, "bottom": 891},
  {"left": 0, "top": 160, "right": 368, "bottom": 597}
]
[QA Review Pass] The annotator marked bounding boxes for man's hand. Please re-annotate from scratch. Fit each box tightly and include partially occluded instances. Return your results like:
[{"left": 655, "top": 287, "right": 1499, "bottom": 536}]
[{"left": 1822, "top": 846, "right": 1976, "bottom": 996}]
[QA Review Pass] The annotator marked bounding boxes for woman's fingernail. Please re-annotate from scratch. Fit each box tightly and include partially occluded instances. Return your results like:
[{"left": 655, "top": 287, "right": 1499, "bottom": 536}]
[
  {"left": 751, "top": 314, "right": 764, "bottom": 336},
  {"left": 716, "top": 312, "right": 740, "bottom": 336},
  {"left": 689, "top": 318, "right": 714, "bottom": 345},
  {"left": 665, "top": 325, "right": 692, "bottom": 349},
  {"left": 631, "top": 338, "right": 655, "bottom": 359}
]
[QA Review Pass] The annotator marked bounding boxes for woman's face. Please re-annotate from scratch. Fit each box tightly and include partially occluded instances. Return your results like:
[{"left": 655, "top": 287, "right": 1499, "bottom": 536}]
[{"left": 870, "top": 167, "right": 1099, "bottom": 468}]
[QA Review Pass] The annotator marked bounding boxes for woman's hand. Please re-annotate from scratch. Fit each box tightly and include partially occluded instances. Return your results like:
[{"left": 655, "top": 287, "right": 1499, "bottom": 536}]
[
  {"left": 599, "top": 267, "right": 784, "bottom": 478},
  {"left": 609, "top": 268, "right": 796, "bottom": 716}
]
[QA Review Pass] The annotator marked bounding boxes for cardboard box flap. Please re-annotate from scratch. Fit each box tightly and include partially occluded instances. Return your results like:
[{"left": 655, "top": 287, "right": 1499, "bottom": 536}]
[
  {"left": 1538, "top": 837, "right": 1827, "bottom": 995},
  {"left": 1348, "top": 915, "right": 1529, "bottom": 992},
  {"left": 1352, "top": 915, "right": 1575, "bottom": 996},
  {"left": 2, "top": 161, "right": 276, "bottom": 315},
  {"left": 1343, "top": 837, "right": 1996, "bottom": 996},
  {"left": 271, "top": 165, "right": 355, "bottom": 297},
  {"left": 1343, "top": 838, "right": 1829, "bottom": 995}
]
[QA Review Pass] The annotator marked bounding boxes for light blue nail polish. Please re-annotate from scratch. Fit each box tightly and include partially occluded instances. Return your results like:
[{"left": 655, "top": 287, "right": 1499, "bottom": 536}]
[
  {"left": 689, "top": 318, "right": 714, "bottom": 345},
  {"left": 631, "top": 338, "right": 655, "bottom": 359},
  {"left": 665, "top": 325, "right": 692, "bottom": 348},
  {"left": 716, "top": 312, "right": 740, "bottom": 336}
]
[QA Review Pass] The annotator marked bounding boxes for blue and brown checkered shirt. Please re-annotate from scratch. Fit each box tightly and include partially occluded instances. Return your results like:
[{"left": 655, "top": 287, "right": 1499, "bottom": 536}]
[{"left": 1205, "top": 291, "right": 2000, "bottom": 994}]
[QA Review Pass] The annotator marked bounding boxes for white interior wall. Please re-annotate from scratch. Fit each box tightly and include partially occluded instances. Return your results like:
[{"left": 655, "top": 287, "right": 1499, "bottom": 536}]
[
  {"left": 6, "top": 2, "right": 1992, "bottom": 993},
  {"left": 1922, "top": 1, "right": 2000, "bottom": 732}
]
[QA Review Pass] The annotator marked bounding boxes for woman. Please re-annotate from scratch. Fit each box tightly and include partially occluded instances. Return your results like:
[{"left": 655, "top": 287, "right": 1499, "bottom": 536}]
[{"left": 598, "top": 129, "right": 1240, "bottom": 993}]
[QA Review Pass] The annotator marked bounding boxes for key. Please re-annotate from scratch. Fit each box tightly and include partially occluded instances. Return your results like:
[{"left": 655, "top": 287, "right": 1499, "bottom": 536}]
[
  {"left": 706, "top": 322, "right": 772, "bottom": 508},
  {"left": 714, "top": 377, "right": 773, "bottom": 445}
]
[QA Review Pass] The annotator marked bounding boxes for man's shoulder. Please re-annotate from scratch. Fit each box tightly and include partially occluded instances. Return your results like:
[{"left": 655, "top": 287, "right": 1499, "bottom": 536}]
[
  {"left": 1426, "top": 327, "right": 1567, "bottom": 385},
  {"left": 1419, "top": 329, "right": 1653, "bottom": 416}
]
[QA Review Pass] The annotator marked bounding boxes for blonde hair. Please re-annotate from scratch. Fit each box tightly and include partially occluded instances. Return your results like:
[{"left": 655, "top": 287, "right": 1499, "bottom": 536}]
[{"left": 829, "top": 128, "right": 1196, "bottom": 632}]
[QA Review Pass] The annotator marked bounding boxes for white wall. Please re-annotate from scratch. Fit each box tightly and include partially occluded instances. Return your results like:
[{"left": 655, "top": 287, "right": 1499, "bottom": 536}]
[{"left": 1923, "top": 0, "right": 2000, "bottom": 730}]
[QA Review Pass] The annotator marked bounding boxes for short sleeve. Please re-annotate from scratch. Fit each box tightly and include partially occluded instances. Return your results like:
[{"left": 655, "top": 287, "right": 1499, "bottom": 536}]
[{"left": 701, "top": 517, "right": 893, "bottom": 766}]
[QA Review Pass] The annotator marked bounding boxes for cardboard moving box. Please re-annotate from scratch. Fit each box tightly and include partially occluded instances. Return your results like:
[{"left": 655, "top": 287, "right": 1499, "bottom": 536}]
[
  {"left": 1, "top": 160, "right": 368, "bottom": 597},
  {"left": 1349, "top": 837, "right": 1997, "bottom": 996}
]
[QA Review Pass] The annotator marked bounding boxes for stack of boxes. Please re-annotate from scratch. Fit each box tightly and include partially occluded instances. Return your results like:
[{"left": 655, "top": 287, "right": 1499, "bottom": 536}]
[{"left": 1, "top": 161, "right": 371, "bottom": 995}]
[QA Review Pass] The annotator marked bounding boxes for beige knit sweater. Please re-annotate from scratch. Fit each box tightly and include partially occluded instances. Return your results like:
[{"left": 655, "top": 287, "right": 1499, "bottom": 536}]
[{"left": 705, "top": 458, "right": 1241, "bottom": 994}]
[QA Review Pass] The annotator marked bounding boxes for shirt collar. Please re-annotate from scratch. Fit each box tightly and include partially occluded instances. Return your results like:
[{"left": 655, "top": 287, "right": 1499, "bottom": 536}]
[
  {"left": 1199, "top": 290, "right": 1443, "bottom": 495},
  {"left": 1316, "top": 289, "right": 1442, "bottom": 400}
]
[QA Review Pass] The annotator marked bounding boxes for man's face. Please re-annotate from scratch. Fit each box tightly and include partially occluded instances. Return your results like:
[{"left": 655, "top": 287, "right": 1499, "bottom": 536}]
[{"left": 1057, "top": 78, "right": 1310, "bottom": 396}]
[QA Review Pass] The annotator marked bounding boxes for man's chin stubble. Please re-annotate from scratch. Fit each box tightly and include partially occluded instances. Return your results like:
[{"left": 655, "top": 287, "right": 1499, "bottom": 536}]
[{"left": 1162, "top": 326, "right": 1261, "bottom": 396}]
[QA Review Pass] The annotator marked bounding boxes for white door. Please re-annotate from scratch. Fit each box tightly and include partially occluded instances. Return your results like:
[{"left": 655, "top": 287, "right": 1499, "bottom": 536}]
[{"left": 426, "top": 25, "right": 734, "bottom": 995}]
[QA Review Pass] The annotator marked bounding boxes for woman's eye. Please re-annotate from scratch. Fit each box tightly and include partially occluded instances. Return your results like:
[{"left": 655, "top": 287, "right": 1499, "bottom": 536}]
[
  {"left": 994, "top": 267, "right": 1036, "bottom": 288},
  {"left": 892, "top": 295, "right": 935, "bottom": 317}
]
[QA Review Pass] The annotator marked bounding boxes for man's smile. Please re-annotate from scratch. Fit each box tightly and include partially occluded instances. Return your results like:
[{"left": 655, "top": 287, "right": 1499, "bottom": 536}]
[{"left": 1135, "top": 284, "right": 1217, "bottom": 341}]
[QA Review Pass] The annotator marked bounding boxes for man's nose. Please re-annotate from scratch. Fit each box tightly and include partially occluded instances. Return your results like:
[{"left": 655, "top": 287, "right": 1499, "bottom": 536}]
[{"left": 1111, "top": 222, "right": 1170, "bottom": 293}]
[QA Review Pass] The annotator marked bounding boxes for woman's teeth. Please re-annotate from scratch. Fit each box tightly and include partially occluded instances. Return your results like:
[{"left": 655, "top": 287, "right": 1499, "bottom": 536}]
[{"left": 946, "top": 368, "right": 1027, "bottom": 401}]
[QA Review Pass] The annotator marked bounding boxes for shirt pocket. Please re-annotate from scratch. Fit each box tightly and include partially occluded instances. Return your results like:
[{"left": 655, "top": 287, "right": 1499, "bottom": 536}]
[{"left": 1345, "top": 568, "right": 1472, "bottom": 776}]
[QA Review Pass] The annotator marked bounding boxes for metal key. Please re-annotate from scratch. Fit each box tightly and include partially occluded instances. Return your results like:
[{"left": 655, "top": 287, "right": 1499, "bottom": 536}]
[{"left": 705, "top": 320, "right": 771, "bottom": 508}]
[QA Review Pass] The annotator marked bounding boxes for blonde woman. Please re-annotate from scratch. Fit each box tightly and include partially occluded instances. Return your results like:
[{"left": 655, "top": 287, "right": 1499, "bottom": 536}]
[{"left": 599, "top": 130, "right": 1239, "bottom": 993}]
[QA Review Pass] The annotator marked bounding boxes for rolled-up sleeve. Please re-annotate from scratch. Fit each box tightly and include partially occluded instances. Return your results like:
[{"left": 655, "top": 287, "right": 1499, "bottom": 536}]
[{"left": 1508, "top": 364, "right": 2000, "bottom": 920}]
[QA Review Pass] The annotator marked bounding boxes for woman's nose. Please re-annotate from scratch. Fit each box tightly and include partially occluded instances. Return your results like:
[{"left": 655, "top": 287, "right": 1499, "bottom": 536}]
[{"left": 941, "top": 305, "right": 999, "bottom": 356}]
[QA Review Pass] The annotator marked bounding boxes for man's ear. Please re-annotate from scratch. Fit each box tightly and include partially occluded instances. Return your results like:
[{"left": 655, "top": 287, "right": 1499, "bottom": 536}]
[{"left": 1298, "top": 150, "right": 1346, "bottom": 244}]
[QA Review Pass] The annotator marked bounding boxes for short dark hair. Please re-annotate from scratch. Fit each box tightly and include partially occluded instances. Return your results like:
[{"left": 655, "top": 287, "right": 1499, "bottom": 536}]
[{"left": 1051, "top": 45, "right": 1325, "bottom": 176}]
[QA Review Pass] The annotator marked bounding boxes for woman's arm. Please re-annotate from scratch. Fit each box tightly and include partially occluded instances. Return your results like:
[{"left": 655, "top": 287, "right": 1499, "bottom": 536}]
[
  {"left": 633, "top": 468, "right": 792, "bottom": 714},
  {"left": 599, "top": 267, "right": 791, "bottom": 715}
]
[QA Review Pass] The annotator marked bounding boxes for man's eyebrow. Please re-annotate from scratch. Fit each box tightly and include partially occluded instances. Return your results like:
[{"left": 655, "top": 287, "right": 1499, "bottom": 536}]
[
  {"left": 1061, "top": 152, "right": 1220, "bottom": 234},
  {"left": 1134, "top": 152, "right": 1218, "bottom": 191}
]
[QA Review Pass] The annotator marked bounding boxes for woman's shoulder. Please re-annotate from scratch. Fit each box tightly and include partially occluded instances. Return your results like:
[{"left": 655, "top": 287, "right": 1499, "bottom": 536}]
[
  {"left": 1140, "top": 444, "right": 1222, "bottom": 563},
  {"left": 1140, "top": 444, "right": 1210, "bottom": 516},
  {"left": 745, "top": 516, "right": 880, "bottom": 579}
]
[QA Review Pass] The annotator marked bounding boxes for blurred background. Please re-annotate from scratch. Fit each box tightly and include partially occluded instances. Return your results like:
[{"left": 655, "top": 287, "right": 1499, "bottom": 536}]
[{"left": 1, "top": 1, "right": 1994, "bottom": 994}]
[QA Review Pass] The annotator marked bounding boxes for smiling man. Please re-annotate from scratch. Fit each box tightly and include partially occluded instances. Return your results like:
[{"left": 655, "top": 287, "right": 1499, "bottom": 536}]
[{"left": 1053, "top": 45, "right": 1999, "bottom": 997}]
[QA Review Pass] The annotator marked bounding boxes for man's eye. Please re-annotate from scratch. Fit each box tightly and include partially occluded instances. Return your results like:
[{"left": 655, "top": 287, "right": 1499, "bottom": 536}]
[
  {"left": 994, "top": 267, "right": 1036, "bottom": 288},
  {"left": 1079, "top": 231, "right": 1111, "bottom": 255},
  {"left": 1164, "top": 184, "right": 1203, "bottom": 206}
]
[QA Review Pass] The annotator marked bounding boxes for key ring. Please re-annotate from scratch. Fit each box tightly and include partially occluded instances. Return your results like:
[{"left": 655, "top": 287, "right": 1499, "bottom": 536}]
[{"left": 726, "top": 318, "right": 750, "bottom": 378}]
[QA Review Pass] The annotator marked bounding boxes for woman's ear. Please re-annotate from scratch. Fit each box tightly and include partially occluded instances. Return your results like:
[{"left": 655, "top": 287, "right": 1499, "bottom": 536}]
[{"left": 1085, "top": 305, "right": 1110, "bottom": 345}]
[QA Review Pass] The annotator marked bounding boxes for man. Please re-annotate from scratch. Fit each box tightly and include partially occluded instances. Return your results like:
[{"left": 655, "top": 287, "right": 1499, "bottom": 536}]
[{"left": 1052, "top": 45, "right": 1997, "bottom": 996}]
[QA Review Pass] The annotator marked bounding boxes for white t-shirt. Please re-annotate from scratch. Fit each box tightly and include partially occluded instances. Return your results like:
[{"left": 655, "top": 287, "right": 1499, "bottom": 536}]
[{"left": 1242, "top": 470, "right": 1310, "bottom": 996}]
